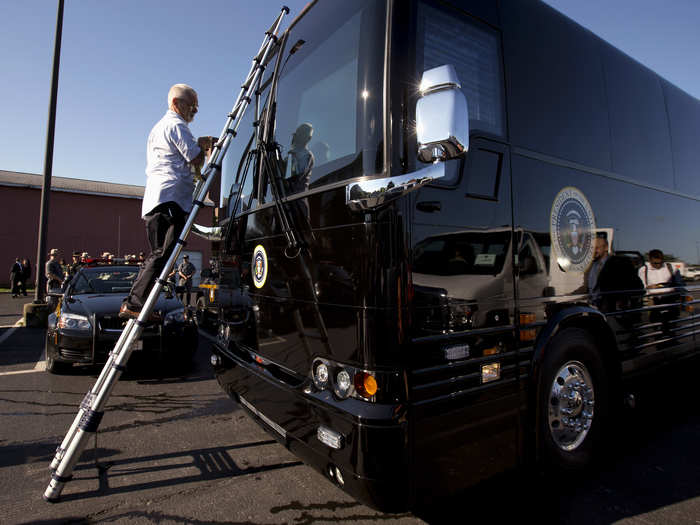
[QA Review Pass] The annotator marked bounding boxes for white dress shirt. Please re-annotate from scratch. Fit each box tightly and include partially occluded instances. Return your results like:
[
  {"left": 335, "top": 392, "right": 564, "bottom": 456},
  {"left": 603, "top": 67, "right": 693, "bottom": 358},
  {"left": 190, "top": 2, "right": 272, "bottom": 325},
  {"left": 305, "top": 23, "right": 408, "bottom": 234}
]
[{"left": 142, "top": 110, "right": 201, "bottom": 217}]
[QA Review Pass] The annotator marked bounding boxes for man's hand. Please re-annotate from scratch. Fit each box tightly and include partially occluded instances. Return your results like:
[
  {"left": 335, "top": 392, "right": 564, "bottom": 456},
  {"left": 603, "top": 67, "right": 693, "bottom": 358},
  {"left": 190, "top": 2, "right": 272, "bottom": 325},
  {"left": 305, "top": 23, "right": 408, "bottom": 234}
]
[
  {"left": 197, "top": 136, "right": 217, "bottom": 157},
  {"left": 192, "top": 136, "right": 217, "bottom": 180}
]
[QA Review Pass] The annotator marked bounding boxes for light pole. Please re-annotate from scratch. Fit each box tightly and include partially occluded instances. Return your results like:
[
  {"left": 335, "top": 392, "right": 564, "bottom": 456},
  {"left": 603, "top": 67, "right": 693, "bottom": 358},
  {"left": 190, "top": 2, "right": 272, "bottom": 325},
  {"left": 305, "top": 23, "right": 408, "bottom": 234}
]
[{"left": 34, "top": 0, "right": 64, "bottom": 304}]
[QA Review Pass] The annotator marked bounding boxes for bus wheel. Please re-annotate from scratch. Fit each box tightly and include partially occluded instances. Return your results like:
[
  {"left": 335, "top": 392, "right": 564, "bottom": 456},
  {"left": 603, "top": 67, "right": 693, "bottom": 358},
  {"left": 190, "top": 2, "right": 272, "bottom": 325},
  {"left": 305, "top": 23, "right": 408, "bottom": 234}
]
[{"left": 538, "top": 327, "right": 608, "bottom": 470}]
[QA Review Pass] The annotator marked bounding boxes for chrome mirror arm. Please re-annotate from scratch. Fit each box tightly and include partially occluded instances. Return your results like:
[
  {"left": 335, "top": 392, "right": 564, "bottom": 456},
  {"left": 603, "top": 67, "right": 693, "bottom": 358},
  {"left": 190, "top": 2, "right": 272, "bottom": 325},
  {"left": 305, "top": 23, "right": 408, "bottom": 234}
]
[
  {"left": 191, "top": 219, "right": 229, "bottom": 242},
  {"left": 346, "top": 162, "right": 445, "bottom": 211}
]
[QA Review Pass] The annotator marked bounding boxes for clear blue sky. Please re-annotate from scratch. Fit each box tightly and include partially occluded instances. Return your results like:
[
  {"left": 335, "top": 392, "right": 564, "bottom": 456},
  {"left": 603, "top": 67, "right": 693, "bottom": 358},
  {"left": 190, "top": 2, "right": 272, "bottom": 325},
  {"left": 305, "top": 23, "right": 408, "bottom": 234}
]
[{"left": 1, "top": 0, "right": 698, "bottom": 186}]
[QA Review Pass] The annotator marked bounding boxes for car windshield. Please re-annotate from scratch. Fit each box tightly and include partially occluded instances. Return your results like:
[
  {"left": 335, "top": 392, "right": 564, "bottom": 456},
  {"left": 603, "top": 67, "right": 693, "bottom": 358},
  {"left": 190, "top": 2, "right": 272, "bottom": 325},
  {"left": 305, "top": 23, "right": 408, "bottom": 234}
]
[{"left": 71, "top": 267, "right": 138, "bottom": 294}]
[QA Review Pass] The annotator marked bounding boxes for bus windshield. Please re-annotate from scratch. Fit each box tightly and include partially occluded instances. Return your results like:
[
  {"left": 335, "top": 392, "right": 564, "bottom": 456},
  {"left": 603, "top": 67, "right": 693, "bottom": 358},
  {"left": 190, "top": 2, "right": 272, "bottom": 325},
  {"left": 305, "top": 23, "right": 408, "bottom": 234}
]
[{"left": 269, "top": 0, "right": 385, "bottom": 196}]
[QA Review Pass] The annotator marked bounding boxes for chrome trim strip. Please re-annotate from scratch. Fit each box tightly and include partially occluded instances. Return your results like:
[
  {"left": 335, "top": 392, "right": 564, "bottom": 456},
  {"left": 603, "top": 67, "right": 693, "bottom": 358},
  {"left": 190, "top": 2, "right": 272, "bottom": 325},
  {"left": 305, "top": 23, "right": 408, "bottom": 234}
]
[
  {"left": 412, "top": 348, "right": 519, "bottom": 376},
  {"left": 346, "top": 162, "right": 445, "bottom": 211},
  {"left": 411, "top": 323, "right": 516, "bottom": 345},
  {"left": 412, "top": 376, "right": 518, "bottom": 407},
  {"left": 191, "top": 222, "right": 226, "bottom": 241},
  {"left": 239, "top": 395, "right": 287, "bottom": 438}
]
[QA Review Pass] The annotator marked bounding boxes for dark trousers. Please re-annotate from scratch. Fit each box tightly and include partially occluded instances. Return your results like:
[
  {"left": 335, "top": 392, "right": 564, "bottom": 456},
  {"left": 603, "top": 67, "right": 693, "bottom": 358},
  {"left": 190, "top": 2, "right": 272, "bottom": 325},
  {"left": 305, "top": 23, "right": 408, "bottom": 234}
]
[
  {"left": 10, "top": 275, "right": 21, "bottom": 295},
  {"left": 177, "top": 282, "right": 192, "bottom": 305},
  {"left": 127, "top": 202, "right": 186, "bottom": 309}
]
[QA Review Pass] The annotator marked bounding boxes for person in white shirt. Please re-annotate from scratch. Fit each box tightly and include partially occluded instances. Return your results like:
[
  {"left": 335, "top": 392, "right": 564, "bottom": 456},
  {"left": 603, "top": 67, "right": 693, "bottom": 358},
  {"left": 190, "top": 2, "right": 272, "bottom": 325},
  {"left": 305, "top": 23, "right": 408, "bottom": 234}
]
[
  {"left": 638, "top": 249, "right": 675, "bottom": 293},
  {"left": 120, "top": 84, "right": 214, "bottom": 320}
]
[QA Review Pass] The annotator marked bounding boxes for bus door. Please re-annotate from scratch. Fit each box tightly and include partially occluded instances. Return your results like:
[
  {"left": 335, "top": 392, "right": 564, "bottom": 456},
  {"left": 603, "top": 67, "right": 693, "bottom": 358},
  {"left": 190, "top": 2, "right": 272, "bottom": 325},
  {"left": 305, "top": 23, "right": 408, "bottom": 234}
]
[{"left": 405, "top": 0, "right": 519, "bottom": 493}]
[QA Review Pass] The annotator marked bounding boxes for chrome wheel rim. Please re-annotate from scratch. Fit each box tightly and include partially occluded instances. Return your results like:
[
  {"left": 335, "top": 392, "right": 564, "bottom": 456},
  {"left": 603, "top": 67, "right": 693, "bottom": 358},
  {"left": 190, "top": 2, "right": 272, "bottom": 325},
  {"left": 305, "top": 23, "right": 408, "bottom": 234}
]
[{"left": 547, "top": 360, "right": 595, "bottom": 451}]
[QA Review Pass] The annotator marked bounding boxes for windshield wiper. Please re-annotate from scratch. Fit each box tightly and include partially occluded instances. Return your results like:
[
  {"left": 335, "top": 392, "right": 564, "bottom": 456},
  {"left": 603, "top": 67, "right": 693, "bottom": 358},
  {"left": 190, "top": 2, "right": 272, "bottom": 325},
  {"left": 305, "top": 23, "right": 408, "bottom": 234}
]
[{"left": 256, "top": 30, "right": 305, "bottom": 258}]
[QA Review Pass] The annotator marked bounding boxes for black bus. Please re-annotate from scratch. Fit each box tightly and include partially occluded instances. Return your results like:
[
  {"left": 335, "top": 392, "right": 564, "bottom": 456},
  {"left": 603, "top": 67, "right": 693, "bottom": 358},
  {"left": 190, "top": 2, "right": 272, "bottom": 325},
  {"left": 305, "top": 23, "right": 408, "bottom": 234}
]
[{"left": 198, "top": 0, "right": 700, "bottom": 512}]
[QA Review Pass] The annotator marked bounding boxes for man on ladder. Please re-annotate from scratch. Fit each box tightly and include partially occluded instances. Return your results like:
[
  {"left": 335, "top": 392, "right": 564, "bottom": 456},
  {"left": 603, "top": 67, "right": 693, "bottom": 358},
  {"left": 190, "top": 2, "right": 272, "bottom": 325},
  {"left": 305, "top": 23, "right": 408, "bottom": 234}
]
[
  {"left": 120, "top": 83, "right": 215, "bottom": 321},
  {"left": 45, "top": 7, "right": 290, "bottom": 502}
]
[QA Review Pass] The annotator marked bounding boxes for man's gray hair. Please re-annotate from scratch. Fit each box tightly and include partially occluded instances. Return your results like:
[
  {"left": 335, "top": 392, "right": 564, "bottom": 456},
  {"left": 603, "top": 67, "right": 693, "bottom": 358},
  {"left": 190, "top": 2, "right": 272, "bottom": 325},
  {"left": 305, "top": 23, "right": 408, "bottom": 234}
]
[{"left": 168, "top": 84, "right": 197, "bottom": 108}]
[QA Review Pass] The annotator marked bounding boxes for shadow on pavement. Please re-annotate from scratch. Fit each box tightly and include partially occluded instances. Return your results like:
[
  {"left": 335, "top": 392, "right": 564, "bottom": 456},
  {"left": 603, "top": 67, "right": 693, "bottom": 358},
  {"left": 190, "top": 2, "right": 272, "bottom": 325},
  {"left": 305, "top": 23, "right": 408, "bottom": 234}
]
[{"left": 57, "top": 441, "right": 302, "bottom": 503}]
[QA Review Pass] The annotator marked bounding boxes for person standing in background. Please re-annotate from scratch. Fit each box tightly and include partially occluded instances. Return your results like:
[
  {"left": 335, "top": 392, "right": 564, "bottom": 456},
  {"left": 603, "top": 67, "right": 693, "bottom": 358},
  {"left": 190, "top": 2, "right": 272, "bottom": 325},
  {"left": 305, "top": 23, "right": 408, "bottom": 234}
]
[
  {"left": 19, "top": 258, "right": 31, "bottom": 296},
  {"left": 10, "top": 258, "right": 22, "bottom": 297}
]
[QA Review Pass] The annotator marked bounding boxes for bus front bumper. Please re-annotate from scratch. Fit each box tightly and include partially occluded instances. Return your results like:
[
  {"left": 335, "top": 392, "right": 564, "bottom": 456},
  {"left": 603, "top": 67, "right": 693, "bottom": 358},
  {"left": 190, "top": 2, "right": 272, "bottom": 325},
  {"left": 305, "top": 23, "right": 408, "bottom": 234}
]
[{"left": 212, "top": 347, "right": 411, "bottom": 513}]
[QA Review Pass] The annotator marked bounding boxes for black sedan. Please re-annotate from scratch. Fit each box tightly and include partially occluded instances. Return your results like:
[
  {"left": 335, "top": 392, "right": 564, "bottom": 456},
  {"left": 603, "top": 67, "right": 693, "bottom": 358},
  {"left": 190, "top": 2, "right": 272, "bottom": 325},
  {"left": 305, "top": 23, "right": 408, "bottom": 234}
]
[{"left": 45, "top": 264, "right": 198, "bottom": 374}]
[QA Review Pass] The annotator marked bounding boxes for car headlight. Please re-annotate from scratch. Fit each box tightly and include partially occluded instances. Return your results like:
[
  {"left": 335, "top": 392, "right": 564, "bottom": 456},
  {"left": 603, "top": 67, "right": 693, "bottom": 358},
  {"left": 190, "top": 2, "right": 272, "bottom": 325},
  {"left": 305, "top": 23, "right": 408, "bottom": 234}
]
[
  {"left": 165, "top": 308, "right": 185, "bottom": 323},
  {"left": 57, "top": 313, "right": 91, "bottom": 331}
]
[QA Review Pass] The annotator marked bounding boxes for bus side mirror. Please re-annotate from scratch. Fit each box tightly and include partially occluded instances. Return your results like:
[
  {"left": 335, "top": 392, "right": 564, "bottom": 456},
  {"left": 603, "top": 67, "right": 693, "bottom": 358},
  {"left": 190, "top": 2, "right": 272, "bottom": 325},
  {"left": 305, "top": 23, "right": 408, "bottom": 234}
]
[{"left": 416, "top": 64, "right": 469, "bottom": 163}]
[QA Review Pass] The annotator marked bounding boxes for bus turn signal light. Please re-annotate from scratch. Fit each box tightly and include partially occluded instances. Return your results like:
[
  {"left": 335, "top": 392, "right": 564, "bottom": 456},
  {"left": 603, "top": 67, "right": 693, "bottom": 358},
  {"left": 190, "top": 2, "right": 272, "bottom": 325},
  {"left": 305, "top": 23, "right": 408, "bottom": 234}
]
[
  {"left": 519, "top": 312, "right": 537, "bottom": 342},
  {"left": 354, "top": 372, "right": 378, "bottom": 398}
]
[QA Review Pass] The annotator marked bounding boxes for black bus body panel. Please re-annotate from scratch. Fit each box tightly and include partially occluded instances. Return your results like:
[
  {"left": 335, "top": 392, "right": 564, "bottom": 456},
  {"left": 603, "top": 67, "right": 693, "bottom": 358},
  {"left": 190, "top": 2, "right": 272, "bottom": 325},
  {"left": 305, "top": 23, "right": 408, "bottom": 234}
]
[{"left": 211, "top": 0, "right": 700, "bottom": 512}]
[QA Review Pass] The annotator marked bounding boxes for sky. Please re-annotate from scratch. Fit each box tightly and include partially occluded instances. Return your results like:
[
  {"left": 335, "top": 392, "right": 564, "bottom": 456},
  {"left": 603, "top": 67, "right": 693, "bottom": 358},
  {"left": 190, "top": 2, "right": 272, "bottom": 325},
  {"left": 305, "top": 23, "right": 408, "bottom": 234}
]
[{"left": 0, "top": 0, "right": 698, "bottom": 187}]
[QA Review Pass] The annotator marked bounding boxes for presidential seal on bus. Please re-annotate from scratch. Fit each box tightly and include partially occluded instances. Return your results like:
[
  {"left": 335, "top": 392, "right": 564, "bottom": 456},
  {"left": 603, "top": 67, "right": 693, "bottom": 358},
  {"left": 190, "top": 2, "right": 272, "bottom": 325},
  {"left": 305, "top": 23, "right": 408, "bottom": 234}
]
[
  {"left": 550, "top": 187, "right": 596, "bottom": 272},
  {"left": 252, "top": 245, "right": 268, "bottom": 289}
]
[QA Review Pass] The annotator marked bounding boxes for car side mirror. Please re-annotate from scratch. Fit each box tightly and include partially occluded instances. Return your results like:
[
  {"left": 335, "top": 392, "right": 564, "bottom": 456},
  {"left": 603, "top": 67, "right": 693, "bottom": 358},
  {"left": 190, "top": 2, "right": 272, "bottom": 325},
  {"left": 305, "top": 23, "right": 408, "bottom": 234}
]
[{"left": 416, "top": 64, "right": 469, "bottom": 163}]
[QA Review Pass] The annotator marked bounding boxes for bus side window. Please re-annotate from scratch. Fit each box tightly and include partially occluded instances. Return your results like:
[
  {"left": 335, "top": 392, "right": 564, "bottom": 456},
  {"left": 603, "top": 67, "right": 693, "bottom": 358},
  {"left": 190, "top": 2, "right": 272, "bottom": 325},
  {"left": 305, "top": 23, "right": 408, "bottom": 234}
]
[{"left": 417, "top": 0, "right": 506, "bottom": 187}]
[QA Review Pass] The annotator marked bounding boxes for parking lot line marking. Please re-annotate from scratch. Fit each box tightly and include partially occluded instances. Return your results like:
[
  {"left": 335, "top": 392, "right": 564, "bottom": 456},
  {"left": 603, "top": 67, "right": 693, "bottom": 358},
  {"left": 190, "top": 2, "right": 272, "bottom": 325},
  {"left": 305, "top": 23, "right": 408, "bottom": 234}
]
[
  {"left": 0, "top": 366, "right": 45, "bottom": 376},
  {"left": 0, "top": 327, "right": 46, "bottom": 376}
]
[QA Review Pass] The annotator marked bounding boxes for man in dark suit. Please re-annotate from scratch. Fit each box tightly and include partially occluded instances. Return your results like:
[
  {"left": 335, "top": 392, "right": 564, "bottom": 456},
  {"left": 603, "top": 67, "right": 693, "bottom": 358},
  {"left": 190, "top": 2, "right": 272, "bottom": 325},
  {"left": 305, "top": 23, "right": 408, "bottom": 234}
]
[{"left": 10, "top": 258, "right": 22, "bottom": 298}]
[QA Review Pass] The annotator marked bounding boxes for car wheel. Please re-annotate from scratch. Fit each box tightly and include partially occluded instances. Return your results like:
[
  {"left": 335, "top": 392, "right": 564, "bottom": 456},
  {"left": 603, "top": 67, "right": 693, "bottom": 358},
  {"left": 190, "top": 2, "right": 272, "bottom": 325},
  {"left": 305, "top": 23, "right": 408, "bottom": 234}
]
[
  {"left": 46, "top": 349, "right": 70, "bottom": 375},
  {"left": 538, "top": 327, "right": 609, "bottom": 470}
]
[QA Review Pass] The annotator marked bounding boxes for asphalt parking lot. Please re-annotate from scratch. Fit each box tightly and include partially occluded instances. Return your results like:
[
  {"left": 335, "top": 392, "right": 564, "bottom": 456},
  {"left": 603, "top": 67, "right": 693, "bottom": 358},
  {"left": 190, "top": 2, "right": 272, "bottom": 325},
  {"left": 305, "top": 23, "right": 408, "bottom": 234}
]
[{"left": 1, "top": 292, "right": 700, "bottom": 524}]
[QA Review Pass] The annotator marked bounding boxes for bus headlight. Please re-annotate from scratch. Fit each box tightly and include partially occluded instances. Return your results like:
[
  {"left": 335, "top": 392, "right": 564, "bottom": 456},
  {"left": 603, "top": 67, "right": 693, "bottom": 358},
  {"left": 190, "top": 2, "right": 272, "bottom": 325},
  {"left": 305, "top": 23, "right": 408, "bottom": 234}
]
[
  {"left": 309, "top": 359, "right": 395, "bottom": 403},
  {"left": 313, "top": 362, "right": 329, "bottom": 389},
  {"left": 335, "top": 369, "right": 352, "bottom": 398}
]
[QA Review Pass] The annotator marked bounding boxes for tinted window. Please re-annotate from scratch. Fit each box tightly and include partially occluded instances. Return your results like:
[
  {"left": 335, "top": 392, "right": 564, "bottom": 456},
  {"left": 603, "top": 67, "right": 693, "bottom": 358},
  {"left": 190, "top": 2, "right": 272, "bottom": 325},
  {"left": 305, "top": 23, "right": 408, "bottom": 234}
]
[
  {"left": 418, "top": 1, "right": 505, "bottom": 138},
  {"left": 221, "top": 99, "right": 257, "bottom": 210},
  {"left": 602, "top": 45, "right": 674, "bottom": 189},
  {"left": 663, "top": 81, "right": 700, "bottom": 196},
  {"left": 501, "top": 1, "right": 610, "bottom": 170}
]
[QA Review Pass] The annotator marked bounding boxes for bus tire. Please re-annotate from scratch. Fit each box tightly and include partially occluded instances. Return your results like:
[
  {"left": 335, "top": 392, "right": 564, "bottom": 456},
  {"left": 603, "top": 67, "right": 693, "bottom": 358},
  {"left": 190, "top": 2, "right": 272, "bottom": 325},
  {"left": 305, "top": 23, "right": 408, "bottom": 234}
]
[{"left": 538, "top": 327, "right": 609, "bottom": 470}]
